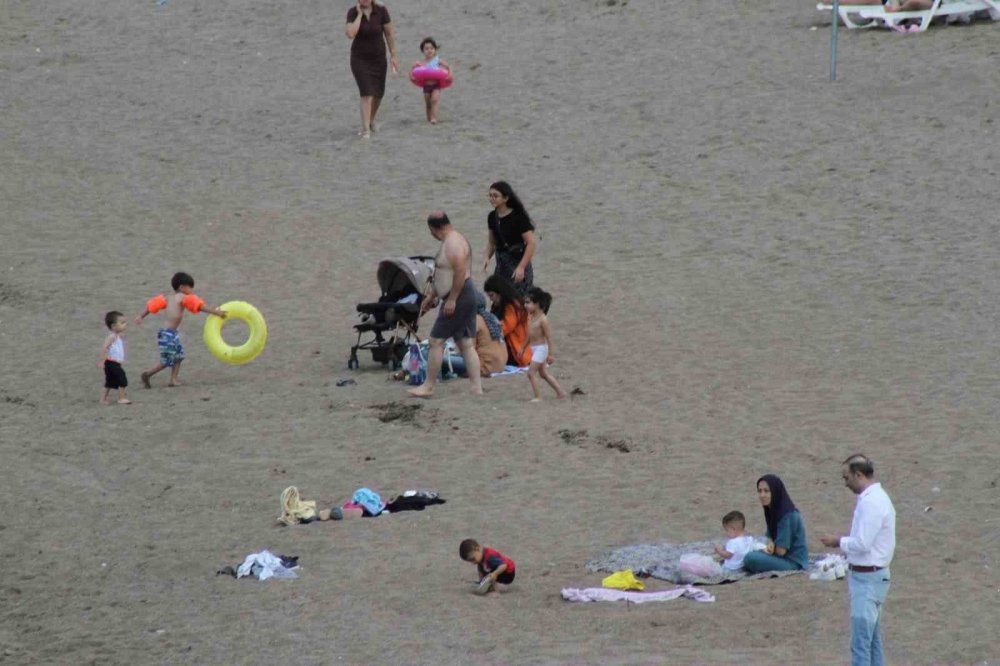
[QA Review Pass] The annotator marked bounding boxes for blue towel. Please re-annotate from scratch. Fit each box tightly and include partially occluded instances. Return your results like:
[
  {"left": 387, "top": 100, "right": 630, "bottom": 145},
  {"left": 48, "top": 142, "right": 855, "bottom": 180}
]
[{"left": 351, "top": 488, "right": 384, "bottom": 516}]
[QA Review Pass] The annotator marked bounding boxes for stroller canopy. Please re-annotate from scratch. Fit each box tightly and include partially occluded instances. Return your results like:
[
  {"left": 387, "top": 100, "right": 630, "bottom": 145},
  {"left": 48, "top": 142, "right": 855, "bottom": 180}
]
[{"left": 377, "top": 256, "right": 434, "bottom": 299}]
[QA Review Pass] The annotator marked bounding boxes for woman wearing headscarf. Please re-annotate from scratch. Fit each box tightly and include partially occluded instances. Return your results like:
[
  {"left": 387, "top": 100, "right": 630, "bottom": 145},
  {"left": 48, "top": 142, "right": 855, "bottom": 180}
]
[
  {"left": 484, "top": 274, "right": 530, "bottom": 367},
  {"left": 473, "top": 292, "right": 507, "bottom": 376},
  {"left": 743, "top": 474, "right": 809, "bottom": 573}
]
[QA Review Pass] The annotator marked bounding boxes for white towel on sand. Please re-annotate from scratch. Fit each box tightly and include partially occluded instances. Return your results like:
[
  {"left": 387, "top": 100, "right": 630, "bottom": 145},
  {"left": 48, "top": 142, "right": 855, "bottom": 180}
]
[{"left": 561, "top": 586, "right": 715, "bottom": 604}]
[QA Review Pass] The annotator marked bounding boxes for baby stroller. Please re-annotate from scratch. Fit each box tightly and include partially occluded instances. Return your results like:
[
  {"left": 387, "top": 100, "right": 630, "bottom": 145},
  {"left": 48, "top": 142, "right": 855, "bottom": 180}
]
[{"left": 348, "top": 255, "right": 434, "bottom": 370}]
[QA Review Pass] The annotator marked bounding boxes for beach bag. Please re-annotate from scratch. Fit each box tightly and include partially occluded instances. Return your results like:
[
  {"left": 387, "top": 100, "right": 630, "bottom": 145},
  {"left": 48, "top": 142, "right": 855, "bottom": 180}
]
[
  {"left": 406, "top": 342, "right": 426, "bottom": 385},
  {"left": 404, "top": 340, "right": 456, "bottom": 383},
  {"left": 679, "top": 553, "right": 722, "bottom": 578}
]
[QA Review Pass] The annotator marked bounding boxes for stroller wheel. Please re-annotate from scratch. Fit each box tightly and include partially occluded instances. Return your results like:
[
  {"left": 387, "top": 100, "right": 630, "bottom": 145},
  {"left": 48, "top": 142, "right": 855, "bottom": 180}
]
[{"left": 347, "top": 357, "right": 359, "bottom": 370}]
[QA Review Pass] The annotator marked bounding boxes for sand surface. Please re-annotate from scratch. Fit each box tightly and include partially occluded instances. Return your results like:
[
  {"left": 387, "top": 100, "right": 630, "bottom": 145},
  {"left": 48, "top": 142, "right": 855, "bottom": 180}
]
[{"left": 2, "top": 0, "right": 999, "bottom": 663}]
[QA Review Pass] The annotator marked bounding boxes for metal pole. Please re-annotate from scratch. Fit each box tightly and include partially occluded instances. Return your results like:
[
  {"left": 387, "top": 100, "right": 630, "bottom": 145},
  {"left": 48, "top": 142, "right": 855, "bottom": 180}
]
[{"left": 830, "top": 0, "right": 840, "bottom": 81}]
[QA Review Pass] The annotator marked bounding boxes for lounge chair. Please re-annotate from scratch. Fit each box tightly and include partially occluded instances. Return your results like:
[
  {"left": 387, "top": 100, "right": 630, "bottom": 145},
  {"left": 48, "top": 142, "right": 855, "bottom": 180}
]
[
  {"left": 817, "top": 0, "right": 1000, "bottom": 30},
  {"left": 816, "top": 1, "right": 884, "bottom": 29}
]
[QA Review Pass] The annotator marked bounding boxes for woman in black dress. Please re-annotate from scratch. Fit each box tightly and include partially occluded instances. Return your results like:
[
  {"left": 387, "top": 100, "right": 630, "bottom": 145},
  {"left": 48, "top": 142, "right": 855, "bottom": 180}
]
[
  {"left": 345, "top": 0, "right": 398, "bottom": 138},
  {"left": 482, "top": 181, "right": 537, "bottom": 294}
]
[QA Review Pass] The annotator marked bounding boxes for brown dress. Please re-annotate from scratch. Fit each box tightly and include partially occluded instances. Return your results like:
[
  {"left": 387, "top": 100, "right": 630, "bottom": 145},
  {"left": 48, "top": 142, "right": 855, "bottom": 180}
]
[
  {"left": 346, "top": 4, "right": 391, "bottom": 98},
  {"left": 474, "top": 315, "right": 508, "bottom": 376}
]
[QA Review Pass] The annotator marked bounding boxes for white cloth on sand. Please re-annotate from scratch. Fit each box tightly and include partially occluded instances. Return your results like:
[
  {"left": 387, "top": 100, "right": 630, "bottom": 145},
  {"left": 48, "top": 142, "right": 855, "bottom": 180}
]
[
  {"left": 236, "top": 550, "right": 298, "bottom": 580},
  {"left": 561, "top": 585, "right": 714, "bottom": 604}
]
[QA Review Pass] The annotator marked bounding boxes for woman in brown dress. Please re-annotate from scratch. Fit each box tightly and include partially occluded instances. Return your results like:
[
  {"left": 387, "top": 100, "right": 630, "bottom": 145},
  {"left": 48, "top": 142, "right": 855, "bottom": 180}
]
[{"left": 344, "top": 0, "right": 398, "bottom": 139}]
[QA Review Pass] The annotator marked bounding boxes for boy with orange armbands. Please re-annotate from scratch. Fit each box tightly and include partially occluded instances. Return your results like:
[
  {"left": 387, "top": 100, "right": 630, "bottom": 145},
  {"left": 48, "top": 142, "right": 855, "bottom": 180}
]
[{"left": 134, "top": 272, "right": 226, "bottom": 388}]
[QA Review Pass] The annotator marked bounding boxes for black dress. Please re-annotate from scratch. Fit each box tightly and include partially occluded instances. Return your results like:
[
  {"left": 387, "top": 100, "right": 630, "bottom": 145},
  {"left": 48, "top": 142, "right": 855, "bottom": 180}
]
[{"left": 346, "top": 4, "right": 391, "bottom": 97}]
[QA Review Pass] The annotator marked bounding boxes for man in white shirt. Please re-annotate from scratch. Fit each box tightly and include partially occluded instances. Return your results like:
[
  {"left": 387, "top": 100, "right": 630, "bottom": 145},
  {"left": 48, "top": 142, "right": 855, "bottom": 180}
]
[{"left": 821, "top": 454, "right": 896, "bottom": 666}]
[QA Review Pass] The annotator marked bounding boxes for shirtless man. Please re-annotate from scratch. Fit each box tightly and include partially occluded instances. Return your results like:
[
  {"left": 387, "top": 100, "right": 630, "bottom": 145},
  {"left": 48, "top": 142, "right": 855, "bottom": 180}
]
[
  {"left": 133, "top": 272, "right": 226, "bottom": 388},
  {"left": 408, "top": 212, "right": 483, "bottom": 397}
]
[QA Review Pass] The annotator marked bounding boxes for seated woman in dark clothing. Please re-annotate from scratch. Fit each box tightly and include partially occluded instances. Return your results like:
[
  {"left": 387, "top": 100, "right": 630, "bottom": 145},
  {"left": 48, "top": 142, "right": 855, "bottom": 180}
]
[
  {"left": 483, "top": 275, "right": 530, "bottom": 367},
  {"left": 743, "top": 474, "right": 809, "bottom": 573}
]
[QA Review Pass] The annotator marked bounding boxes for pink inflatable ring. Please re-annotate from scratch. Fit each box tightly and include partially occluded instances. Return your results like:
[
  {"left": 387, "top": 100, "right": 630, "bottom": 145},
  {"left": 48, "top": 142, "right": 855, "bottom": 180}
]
[{"left": 410, "top": 66, "right": 453, "bottom": 90}]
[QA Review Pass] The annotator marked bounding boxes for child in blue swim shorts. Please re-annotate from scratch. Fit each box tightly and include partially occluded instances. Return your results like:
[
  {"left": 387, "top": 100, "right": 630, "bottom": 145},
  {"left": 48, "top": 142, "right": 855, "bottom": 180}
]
[
  {"left": 158, "top": 328, "right": 185, "bottom": 367},
  {"left": 134, "top": 272, "right": 226, "bottom": 388}
]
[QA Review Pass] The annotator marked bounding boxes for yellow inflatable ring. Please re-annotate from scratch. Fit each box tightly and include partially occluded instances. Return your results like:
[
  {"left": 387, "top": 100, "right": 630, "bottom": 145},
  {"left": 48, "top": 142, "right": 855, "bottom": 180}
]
[{"left": 203, "top": 301, "right": 267, "bottom": 365}]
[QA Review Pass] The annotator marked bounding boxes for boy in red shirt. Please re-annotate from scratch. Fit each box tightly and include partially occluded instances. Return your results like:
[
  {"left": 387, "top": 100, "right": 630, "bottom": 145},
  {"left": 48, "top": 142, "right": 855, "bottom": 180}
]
[{"left": 460, "top": 538, "right": 515, "bottom": 595}]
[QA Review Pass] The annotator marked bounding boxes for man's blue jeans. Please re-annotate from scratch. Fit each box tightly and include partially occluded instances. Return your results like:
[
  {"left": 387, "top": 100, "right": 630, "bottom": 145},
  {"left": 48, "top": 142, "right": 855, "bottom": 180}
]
[{"left": 849, "top": 568, "right": 891, "bottom": 666}]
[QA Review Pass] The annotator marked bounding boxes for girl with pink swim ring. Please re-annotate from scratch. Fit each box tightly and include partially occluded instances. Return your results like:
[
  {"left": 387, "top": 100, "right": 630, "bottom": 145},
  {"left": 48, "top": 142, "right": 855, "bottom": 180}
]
[{"left": 409, "top": 37, "right": 452, "bottom": 124}]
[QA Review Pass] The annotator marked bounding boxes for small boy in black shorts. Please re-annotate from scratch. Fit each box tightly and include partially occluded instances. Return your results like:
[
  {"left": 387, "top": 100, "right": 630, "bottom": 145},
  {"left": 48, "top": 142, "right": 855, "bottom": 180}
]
[
  {"left": 460, "top": 538, "right": 516, "bottom": 595},
  {"left": 98, "top": 311, "right": 131, "bottom": 405}
]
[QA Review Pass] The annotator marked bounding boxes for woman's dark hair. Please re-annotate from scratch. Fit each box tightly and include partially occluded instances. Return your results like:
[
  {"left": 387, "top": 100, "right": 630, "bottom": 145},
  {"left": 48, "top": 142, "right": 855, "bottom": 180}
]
[
  {"left": 484, "top": 275, "right": 523, "bottom": 317},
  {"left": 489, "top": 181, "right": 531, "bottom": 224},
  {"left": 757, "top": 474, "right": 798, "bottom": 540},
  {"left": 525, "top": 286, "right": 552, "bottom": 314},
  {"left": 420, "top": 37, "right": 438, "bottom": 51}
]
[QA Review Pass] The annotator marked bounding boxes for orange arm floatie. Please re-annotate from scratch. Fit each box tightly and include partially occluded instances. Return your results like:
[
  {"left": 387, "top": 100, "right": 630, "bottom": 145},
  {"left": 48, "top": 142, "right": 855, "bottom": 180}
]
[
  {"left": 181, "top": 294, "right": 205, "bottom": 313},
  {"left": 146, "top": 294, "right": 168, "bottom": 314}
]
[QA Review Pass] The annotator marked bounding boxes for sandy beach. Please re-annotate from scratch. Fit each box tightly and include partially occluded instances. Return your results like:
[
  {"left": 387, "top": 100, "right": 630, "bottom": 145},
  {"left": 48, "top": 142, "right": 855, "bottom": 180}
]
[{"left": 2, "top": 0, "right": 999, "bottom": 663}]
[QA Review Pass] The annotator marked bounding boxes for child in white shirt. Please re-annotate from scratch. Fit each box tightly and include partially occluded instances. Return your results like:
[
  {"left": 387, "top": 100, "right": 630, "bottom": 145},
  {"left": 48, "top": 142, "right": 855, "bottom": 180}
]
[
  {"left": 715, "top": 511, "right": 757, "bottom": 571},
  {"left": 99, "top": 311, "right": 131, "bottom": 405}
]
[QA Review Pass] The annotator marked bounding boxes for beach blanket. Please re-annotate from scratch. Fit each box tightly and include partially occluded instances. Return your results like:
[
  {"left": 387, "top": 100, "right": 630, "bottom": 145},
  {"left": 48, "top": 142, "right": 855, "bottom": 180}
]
[
  {"left": 587, "top": 539, "right": 823, "bottom": 585},
  {"left": 561, "top": 585, "right": 714, "bottom": 604}
]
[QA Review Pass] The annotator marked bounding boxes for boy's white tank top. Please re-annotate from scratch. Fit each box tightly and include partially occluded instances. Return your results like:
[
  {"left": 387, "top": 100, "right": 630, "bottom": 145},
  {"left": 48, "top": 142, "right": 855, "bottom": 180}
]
[{"left": 108, "top": 336, "right": 125, "bottom": 363}]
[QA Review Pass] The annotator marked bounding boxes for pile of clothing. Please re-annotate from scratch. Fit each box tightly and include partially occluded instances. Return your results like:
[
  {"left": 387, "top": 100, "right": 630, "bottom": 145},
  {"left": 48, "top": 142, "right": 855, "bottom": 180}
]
[
  {"left": 217, "top": 550, "right": 299, "bottom": 581},
  {"left": 278, "top": 486, "right": 446, "bottom": 525}
]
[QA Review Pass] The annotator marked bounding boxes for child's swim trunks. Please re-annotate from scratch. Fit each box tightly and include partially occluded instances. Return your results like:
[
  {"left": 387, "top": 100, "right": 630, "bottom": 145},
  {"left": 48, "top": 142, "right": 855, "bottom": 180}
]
[
  {"left": 157, "top": 328, "right": 185, "bottom": 367},
  {"left": 103, "top": 360, "right": 128, "bottom": 389},
  {"left": 530, "top": 343, "right": 549, "bottom": 365}
]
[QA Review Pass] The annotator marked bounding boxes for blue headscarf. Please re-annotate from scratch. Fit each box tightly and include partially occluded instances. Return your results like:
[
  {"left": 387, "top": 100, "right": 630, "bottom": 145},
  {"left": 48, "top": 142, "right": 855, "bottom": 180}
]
[
  {"left": 758, "top": 474, "right": 798, "bottom": 540},
  {"left": 476, "top": 291, "right": 504, "bottom": 341}
]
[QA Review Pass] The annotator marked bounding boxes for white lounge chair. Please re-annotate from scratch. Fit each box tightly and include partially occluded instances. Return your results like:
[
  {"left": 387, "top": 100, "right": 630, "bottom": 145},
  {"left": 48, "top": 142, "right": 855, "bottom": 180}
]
[{"left": 818, "top": 0, "right": 1000, "bottom": 30}]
